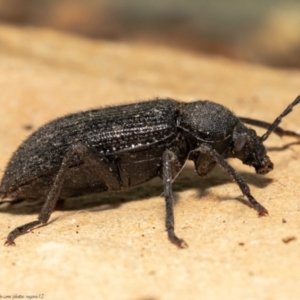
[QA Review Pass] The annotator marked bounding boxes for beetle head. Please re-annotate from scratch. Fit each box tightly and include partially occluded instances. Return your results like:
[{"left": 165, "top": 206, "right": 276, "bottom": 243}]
[
  {"left": 231, "top": 124, "right": 273, "bottom": 175},
  {"left": 232, "top": 95, "right": 300, "bottom": 174}
]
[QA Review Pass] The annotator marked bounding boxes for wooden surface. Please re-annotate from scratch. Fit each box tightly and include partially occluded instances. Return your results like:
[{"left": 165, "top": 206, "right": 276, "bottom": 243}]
[{"left": 0, "top": 25, "right": 300, "bottom": 300}]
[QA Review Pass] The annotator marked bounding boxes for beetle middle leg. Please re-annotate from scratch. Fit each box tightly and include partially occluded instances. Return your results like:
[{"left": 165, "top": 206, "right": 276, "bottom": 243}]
[
  {"left": 196, "top": 144, "right": 268, "bottom": 216},
  {"left": 5, "top": 143, "right": 122, "bottom": 245},
  {"left": 162, "top": 149, "right": 188, "bottom": 248}
]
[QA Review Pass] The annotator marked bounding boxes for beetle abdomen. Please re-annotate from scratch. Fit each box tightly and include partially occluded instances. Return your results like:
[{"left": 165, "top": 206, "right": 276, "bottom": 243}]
[{"left": 0, "top": 99, "right": 179, "bottom": 196}]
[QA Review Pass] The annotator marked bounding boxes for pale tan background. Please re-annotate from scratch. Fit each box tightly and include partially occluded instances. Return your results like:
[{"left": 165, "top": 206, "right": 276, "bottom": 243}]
[
  {"left": 1, "top": 0, "right": 300, "bottom": 68},
  {"left": 0, "top": 25, "right": 300, "bottom": 300}
]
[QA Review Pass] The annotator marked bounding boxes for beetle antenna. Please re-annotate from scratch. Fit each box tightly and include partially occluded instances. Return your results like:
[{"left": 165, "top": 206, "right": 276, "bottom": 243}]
[{"left": 261, "top": 95, "right": 300, "bottom": 141}]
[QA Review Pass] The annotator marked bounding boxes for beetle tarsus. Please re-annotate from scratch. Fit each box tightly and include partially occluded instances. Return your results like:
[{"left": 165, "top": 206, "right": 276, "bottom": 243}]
[
  {"left": 5, "top": 219, "right": 41, "bottom": 246},
  {"left": 247, "top": 195, "right": 269, "bottom": 216},
  {"left": 168, "top": 232, "right": 188, "bottom": 248}
]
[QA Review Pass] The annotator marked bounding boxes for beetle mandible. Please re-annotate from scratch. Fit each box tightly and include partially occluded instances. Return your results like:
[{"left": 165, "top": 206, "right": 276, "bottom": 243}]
[{"left": 1, "top": 96, "right": 300, "bottom": 247}]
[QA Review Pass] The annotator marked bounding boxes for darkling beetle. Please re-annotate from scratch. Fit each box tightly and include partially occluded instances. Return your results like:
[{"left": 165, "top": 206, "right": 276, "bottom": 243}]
[{"left": 1, "top": 96, "right": 300, "bottom": 248}]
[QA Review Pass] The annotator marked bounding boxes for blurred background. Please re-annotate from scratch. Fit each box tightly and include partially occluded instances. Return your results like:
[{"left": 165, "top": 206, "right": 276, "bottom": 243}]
[{"left": 0, "top": 0, "right": 300, "bottom": 68}]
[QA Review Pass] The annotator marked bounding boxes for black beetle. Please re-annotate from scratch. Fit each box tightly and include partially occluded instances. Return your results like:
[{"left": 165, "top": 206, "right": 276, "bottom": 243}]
[{"left": 1, "top": 96, "right": 300, "bottom": 247}]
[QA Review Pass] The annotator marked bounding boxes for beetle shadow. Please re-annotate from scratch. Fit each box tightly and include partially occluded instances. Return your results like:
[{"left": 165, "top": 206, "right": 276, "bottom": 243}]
[{"left": 0, "top": 163, "right": 273, "bottom": 216}]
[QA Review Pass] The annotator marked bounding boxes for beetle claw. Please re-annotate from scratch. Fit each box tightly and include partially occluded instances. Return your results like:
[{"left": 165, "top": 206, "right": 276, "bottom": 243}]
[
  {"left": 4, "top": 239, "right": 16, "bottom": 246},
  {"left": 178, "top": 240, "right": 188, "bottom": 249},
  {"left": 258, "top": 209, "right": 269, "bottom": 217}
]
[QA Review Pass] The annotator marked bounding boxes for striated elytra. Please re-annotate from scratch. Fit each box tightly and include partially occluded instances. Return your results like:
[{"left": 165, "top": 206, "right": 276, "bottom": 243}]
[{"left": 1, "top": 96, "right": 300, "bottom": 247}]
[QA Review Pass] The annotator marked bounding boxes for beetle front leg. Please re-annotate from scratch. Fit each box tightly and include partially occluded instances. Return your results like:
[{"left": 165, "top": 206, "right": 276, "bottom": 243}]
[
  {"left": 162, "top": 150, "right": 188, "bottom": 248},
  {"left": 197, "top": 144, "right": 268, "bottom": 216},
  {"left": 5, "top": 144, "right": 122, "bottom": 246}
]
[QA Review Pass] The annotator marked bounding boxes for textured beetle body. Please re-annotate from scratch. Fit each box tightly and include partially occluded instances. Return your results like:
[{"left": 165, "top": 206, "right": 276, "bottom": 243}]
[
  {"left": 1, "top": 100, "right": 180, "bottom": 198},
  {"left": 0, "top": 99, "right": 236, "bottom": 200},
  {"left": 1, "top": 97, "right": 299, "bottom": 247}
]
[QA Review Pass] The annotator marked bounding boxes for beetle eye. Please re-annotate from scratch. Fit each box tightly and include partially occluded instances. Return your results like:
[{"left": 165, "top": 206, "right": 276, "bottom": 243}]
[{"left": 234, "top": 135, "right": 246, "bottom": 152}]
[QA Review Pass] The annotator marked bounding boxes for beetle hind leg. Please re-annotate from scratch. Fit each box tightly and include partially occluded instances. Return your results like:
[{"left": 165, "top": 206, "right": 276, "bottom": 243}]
[{"left": 4, "top": 143, "right": 123, "bottom": 245}]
